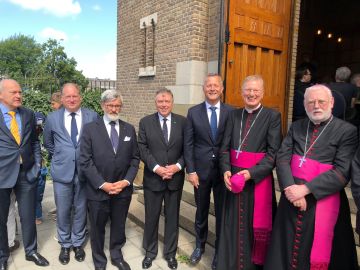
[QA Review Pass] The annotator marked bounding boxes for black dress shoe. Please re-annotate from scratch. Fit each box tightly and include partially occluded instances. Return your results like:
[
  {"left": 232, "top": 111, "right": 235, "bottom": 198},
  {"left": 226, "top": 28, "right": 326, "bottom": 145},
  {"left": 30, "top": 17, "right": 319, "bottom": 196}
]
[
  {"left": 0, "top": 261, "right": 7, "bottom": 270},
  {"left": 211, "top": 254, "right": 217, "bottom": 270},
  {"left": 190, "top": 247, "right": 204, "bottom": 265},
  {"left": 26, "top": 252, "right": 49, "bottom": 266},
  {"left": 166, "top": 257, "right": 177, "bottom": 269},
  {"left": 58, "top": 247, "right": 70, "bottom": 265},
  {"left": 73, "top": 246, "right": 86, "bottom": 262},
  {"left": 142, "top": 257, "right": 153, "bottom": 269},
  {"left": 111, "top": 259, "right": 131, "bottom": 270}
]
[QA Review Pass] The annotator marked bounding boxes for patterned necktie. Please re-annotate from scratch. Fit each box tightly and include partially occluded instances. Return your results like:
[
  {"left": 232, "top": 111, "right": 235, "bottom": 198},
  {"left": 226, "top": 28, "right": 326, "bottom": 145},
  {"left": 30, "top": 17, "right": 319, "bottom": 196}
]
[
  {"left": 70, "top": 112, "right": 78, "bottom": 147},
  {"left": 210, "top": 106, "right": 217, "bottom": 140},
  {"left": 162, "top": 118, "right": 168, "bottom": 144},
  {"left": 110, "top": 121, "right": 119, "bottom": 152},
  {"left": 8, "top": 111, "right": 20, "bottom": 145}
]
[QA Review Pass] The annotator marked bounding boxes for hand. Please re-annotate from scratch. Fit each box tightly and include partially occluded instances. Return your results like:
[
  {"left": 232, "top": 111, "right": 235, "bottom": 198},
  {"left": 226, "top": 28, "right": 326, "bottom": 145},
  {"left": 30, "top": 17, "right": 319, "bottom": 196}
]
[
  {"left": 224, "top": 171, "right": 232, "bottom": 191},
  {"left": 284, "top": 184, "right": 310, "bottom": 203},
  {"left": 187, "top": 173, "right": 199, "bottom": 189},
  {"left": 293, "top": 198, "right": 307, "bottom": 211},
  {"left": 110, "top": 180, "right": 129, "bottom": 194},
  {"left": 238, "top": 170, "right": 251, "bottom": 181},
  {"left": 164, "top": 164, "right": 180, "bottom": 179},
  {"left": 155, "top": 166, "right": 170, "bottom": 179},
  {"left": 101, "top": 182, "right": 114, "bottom": 194}
]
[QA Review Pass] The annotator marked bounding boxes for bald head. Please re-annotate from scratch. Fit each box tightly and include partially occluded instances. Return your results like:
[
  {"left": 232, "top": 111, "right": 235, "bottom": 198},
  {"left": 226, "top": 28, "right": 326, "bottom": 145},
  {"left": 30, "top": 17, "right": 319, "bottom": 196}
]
[{"left": 0, "top": 79, "right": 23, "bottom": 110}]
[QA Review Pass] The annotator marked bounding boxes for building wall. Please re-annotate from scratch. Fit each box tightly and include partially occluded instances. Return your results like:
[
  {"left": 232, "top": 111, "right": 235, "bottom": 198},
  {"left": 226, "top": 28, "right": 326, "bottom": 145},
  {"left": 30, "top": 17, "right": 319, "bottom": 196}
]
[{"left": 117, "top": 0, "right": 221, "bottom": 128}]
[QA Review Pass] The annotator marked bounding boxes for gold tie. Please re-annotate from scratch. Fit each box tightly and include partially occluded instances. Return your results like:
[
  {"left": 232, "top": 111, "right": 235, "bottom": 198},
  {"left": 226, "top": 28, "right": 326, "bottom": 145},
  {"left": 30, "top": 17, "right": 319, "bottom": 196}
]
[{"left": 8, "top": 111, "right": 21, "bottom": 145}]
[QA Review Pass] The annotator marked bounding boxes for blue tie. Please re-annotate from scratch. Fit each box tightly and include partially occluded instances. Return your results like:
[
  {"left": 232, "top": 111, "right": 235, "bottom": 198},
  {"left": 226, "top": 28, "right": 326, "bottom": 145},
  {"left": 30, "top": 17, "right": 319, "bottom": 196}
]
[
  {"left": 210, "top": 106, "right": 217, "bottom": 140},
  {"left": 70, "top": 112, "right": 78, "bottom": 147},
  {"left": 110, "top": 121, "right": 119, "bottom": 151}
]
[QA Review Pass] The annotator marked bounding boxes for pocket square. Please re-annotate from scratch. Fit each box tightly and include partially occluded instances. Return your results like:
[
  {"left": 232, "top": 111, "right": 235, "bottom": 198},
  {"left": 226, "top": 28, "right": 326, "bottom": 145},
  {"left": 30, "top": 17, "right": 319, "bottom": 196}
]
[{"left": 124, "top": 136, "right": 131, "bottom": 141}]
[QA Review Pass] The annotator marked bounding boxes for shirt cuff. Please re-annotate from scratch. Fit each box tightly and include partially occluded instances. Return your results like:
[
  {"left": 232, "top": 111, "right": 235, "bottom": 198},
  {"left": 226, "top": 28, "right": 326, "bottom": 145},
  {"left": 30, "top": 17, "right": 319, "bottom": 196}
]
[
  {"left": 124, "top": 180, "right": 131, "bottom": 186},
  {"left": 153, "top": 164, "right": 160, "bottom": 172},
  {"left": 188, "top": 172, "right": 197, "bottom": 175},
  {"left": 176, "top": 163, "right": 182, "bottom": 171},
  {"left": 99, "top": 182, "right": 106, "bottom": 189}
]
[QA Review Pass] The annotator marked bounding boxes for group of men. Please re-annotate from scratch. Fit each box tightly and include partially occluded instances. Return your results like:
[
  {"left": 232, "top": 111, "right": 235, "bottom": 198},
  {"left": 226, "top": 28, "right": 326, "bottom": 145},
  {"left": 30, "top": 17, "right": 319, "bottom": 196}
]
[{"left": 1, "top": 73, "right": 360, "bottom": 270}]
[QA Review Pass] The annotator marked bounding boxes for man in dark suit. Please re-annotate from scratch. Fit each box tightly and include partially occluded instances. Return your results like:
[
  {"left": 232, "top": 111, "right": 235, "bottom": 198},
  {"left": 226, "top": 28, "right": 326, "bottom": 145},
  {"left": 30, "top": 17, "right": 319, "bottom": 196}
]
[
  {"left": 184, "top": 74, "right": 233, "bottom": 269},
  {"left": 138, "top": 89, "right": 186, "bottom": 269},
  {"left": 0, "top": 79, "right": 49, "bottom": 270},
  {"left": 44, "top": 83, "right": 98, "bottom": 265},
  {"left": 79, "top": 89, "right": 139, "bottom": 270}
]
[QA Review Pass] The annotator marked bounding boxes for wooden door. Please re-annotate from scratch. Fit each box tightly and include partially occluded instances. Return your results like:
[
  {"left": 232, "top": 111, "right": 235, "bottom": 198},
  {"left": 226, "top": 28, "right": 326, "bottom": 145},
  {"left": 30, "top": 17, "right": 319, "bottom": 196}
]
[{"left": 225, "top": 0, "right": 293, "bottom": 127}]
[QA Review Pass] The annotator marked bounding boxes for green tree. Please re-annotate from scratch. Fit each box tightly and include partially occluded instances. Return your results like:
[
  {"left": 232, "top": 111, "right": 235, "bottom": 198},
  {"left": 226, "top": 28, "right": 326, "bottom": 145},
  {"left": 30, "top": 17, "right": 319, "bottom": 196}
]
[
  {"left": 0, "top": 35, "right": 88, "bottom": 92},
  {"left": 0, "top": 34, "right": 42, "bottom": 83}
]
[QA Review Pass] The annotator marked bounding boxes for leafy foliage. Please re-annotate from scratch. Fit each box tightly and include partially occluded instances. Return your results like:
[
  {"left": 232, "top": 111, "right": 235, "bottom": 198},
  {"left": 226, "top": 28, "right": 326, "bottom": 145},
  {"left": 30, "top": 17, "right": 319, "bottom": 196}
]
[
  {"left": 22, "top": 89, "right": 103, "bottom": 116},
  {"left": 0, "top": 35, "right": 88, "bottom": 93}
]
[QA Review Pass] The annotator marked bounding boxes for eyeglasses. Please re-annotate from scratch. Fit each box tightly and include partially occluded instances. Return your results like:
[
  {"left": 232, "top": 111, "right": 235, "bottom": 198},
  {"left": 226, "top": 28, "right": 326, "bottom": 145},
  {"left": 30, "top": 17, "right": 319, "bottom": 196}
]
[
  {"left": 243, "top": 88, "right": 262, "bottom": 94},
  {"left": 105, "top": 104, "right": 122, "bottom": 109},
  {"left": 306, "top": 100, "right": 328, "bottom": 107}
]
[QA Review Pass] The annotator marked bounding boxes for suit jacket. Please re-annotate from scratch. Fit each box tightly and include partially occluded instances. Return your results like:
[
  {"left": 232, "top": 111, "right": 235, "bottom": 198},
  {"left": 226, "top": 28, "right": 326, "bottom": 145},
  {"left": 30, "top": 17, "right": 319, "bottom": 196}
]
[
  {"left": 0, "top": 106, "right": 41, "bottom": 188},
  {"left": 138, "top": 112, "right": 186, "bottom": 191},
  {"left": 79, "top": 117, "right": 140, "bottom": 201},
  {"left": 184, "top": 102, "right": 233, "bottom": 180},
  {"left": 43, "top": 107, "right": 98, "bottom": 183}
]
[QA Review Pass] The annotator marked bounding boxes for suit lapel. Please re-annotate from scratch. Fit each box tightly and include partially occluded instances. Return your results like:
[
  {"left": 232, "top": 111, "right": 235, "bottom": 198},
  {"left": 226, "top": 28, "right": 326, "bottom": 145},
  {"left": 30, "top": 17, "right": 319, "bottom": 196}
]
[
  {"left": 153, "top": 113, "right": 167, "bottom": 146},
  {"left": 168, "top": 114, "right": 177, "bottom": 148},
  {"left": 116, "top": 120, "right": 127, "bottom": 154},
  {"left": 97, "top": 118, "right": 115, "bottom": 154},
  {"left": 59, "top": 108, "right": 72, "bottom": 143},
  {"left": 0, "top": 110, "right": 14, "bottom": 142},
  {"left": 200, "top": 102, "right": 215, "bottom": 144},
  {"left": 18, "top": 107, "right": 26, "bottom": 145}
]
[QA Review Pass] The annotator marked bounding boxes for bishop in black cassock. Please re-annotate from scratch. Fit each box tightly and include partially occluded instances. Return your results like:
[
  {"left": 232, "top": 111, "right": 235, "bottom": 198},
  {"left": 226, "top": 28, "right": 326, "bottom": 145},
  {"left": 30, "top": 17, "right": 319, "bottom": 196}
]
[
  {"left": 217, "top": 75, "right": 282, "bottom": 270},
  {"left": 265, "top": 84, "right": 358, "bottom": 270}
]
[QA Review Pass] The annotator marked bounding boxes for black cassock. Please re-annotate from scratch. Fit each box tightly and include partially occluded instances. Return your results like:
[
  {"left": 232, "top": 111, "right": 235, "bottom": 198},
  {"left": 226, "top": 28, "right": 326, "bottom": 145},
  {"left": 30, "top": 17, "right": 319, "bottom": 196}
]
[
  {"left": 217, "top": 106, "right": 282, "bottom": 270},
  {"left": 265, "top": 117, "right": 358, "bottom": 270}
]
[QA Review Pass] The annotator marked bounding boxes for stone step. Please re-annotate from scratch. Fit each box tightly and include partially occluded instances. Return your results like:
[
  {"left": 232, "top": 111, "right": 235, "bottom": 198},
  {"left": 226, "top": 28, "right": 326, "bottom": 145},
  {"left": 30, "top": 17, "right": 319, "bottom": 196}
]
[{"left": 128, "top": 191, "right": 215, "bottom": 270}]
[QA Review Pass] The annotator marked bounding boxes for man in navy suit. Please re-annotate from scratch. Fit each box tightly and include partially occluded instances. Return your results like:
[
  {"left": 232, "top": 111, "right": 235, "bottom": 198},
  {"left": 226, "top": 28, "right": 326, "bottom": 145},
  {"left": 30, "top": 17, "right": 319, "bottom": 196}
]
[
  {"left": 80, "top": 89, "right": 139, "bottom": 270},
  {"left": 0, "top": 79, "right": 49, "bottom": 270},
  {"left": 44, "top": 83, "right": 98, "bottom": 265},
  {"left": 138, "top": 89, "right": 186, "bottom": 269},
  {"left": 184, "top": 74, "right": 233, "bottom": 269}
]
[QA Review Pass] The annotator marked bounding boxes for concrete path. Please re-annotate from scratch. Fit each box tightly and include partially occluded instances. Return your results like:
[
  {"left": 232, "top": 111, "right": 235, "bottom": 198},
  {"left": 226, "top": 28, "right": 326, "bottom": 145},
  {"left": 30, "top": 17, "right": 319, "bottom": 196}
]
[{"left": 7, "top": 182, "right": 198, "bottom": 270}]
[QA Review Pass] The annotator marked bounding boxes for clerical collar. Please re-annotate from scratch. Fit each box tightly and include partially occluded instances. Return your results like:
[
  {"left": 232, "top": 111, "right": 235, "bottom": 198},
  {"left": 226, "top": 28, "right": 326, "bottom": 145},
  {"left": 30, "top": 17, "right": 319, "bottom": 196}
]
[
  {"left": 309, "top": 115, "right": 333, "bottom": 126},
  {"left": 245, "top": 103, "right": 262, "bottom": 113}
]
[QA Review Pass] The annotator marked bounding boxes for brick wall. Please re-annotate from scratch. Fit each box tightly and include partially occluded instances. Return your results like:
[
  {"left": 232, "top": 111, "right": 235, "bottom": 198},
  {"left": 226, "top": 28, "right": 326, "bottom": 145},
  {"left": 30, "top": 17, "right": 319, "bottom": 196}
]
[{"left": 117, "top": 0, "right": 221, "bottom": 128}]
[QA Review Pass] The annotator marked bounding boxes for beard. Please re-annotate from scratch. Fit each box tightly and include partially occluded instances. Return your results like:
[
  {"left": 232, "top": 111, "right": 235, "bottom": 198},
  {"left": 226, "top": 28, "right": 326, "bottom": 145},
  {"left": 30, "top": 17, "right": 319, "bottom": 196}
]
[
  {"left": 105, "top": 112, "right": 121, "bottom": 122},
  {"left": 305, "top": 108, "right": 332, "bottom": 124}
]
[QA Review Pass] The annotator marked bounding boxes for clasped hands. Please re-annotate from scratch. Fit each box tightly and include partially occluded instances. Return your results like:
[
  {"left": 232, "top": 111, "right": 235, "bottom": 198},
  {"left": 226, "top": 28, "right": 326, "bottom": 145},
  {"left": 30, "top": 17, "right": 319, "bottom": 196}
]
[
  {"left": 223, "top": 170, "right": 251, "bottom": 191},
  {"left": 102, "top": 180, "right": 129, "bottom": 195},
  {"left": 284, "top": 184, "right": 310, "bottom": 211},
  {"left": 155, "top": 164, "right": 179, "bottom": 180}
]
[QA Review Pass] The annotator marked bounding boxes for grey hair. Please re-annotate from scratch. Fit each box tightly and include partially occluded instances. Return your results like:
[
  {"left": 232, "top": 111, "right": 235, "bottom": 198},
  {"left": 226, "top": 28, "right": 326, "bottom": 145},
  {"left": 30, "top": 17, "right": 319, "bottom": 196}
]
[
  {"left": 304, "top": 84, "right": 333, "bottom": 100},
  {"left": 155, "top": 88, "right": 173, "bottom": 100},
  {"left": 335, "top": 66, "right": 351, "bottom": 82},
  {"left": 203, "top": 73, "right": 224, "bottom": 88},
  {"left": 101, "top": 89, "right": 123, "bottom": 104},
  {"left": 0, "top": 79, "right": 20, "bottom": 93},
  {"left": 241, "top": 75, "right": 264, "bottom": 90}
]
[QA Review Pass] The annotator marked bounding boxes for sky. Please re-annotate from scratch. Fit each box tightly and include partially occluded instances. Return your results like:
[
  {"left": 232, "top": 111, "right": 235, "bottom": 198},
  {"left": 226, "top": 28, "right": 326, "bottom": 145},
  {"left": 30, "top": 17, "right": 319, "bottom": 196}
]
[{"left": 0, "top": 0, "right": 117, "bottom": 79}]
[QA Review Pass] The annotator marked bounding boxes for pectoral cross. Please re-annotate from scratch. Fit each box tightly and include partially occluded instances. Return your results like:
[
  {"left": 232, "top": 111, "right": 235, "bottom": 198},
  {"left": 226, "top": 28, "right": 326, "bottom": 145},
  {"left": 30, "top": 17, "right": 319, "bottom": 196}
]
[
  {"left": 299, "top": 156, "right": 306, "bottom": 168},
  {"left": 235, "top": 148, "right": 242, "bottom": 159}
]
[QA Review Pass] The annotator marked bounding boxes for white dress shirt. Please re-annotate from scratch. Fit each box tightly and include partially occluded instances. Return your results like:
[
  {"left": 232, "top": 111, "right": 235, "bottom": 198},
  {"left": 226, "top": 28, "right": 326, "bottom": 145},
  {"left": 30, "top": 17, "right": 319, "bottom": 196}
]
[
  {"left": 64, "top": 108, "right": 82, "bottom": 143},
  {"left": 103, "top": 115, "right": 120, "bottom": 152},
  {"left": 205, "top": 101, "right": 220, "bottom": 127}
]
